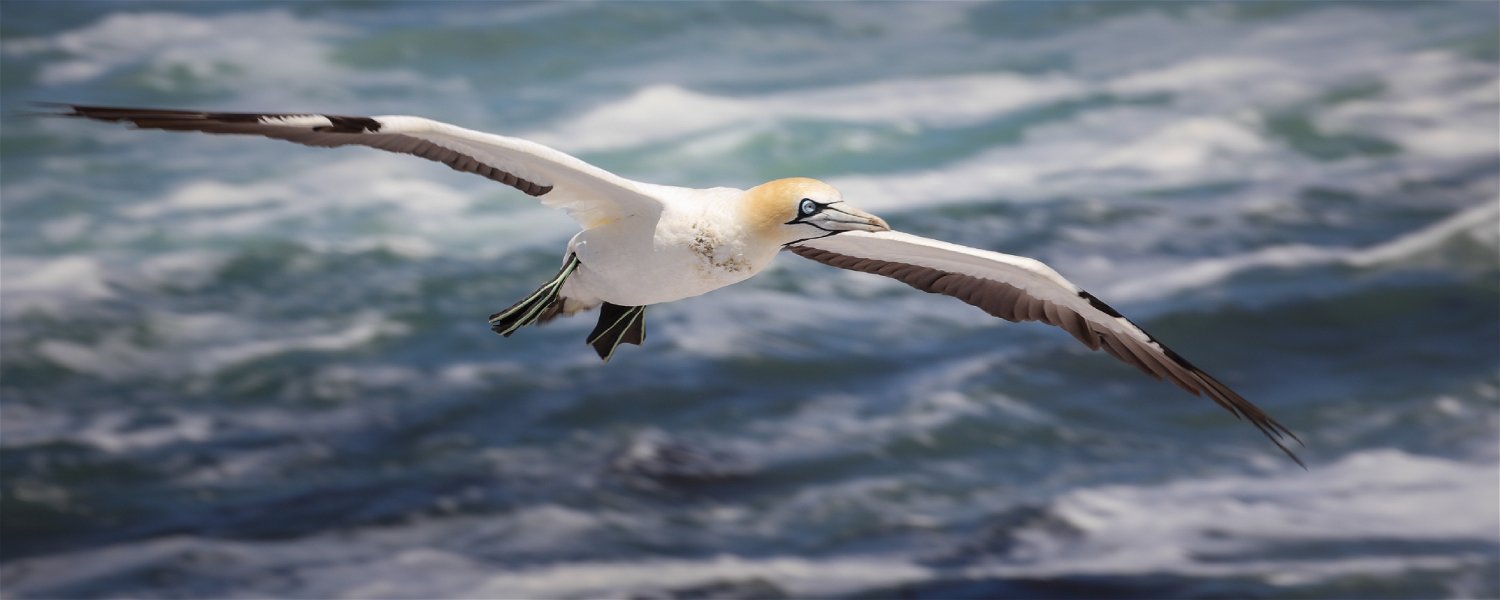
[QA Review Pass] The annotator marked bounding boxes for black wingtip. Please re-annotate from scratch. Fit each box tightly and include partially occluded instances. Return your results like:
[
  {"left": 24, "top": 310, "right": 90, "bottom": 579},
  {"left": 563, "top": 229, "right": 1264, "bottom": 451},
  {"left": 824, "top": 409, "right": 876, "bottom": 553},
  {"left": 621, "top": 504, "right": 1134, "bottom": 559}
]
[
  {"left": 1280, "top": 442, "right": 1309, "bottom": 470},
  {"left": 30, "top": 102, "right": 103, "bottom": 114},
  {"left": 1246, "top": 417, "right": 1307, "bottom": 469},
  {"left": 25, "top": 102, "right": 154, "bottom": 122},
  {"left": 19, "top": 102, "right": 79, "bottom": 118}
]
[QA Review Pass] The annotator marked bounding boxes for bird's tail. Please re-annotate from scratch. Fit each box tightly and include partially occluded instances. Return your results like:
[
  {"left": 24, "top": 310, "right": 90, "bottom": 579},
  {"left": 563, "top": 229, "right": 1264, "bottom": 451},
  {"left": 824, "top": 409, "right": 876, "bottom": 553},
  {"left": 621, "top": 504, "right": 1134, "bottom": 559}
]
[
  {"left": 586, "top": 303, "right": 645, "bottom": 362},
  {"left": 489, "top": 254, "right": 580, "bottom": 337}
]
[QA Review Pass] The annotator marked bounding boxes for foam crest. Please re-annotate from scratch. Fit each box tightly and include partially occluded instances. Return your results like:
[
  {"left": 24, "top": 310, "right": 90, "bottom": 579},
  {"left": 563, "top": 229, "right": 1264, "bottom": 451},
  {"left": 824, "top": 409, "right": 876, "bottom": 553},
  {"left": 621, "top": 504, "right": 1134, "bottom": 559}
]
[
  {"left": 2, "top": 256, "right": 114, "bottom": 316},
  {"left": 464, "top": 554, "right": 932, "bottom": 599},
  {"left": 1346, "top": 199, "right": 1500, "bottom": 267},
  {"left": 124, "top": 155, "right": 472, "bottom": 218},
  {"left": 1105, "top": 200, "right": 1500, "bottom": 301},
  {"left": 530, "top": 73, "right": 1083, "bottom": 152},
  {"left": 111, "top": 153, "right": 575, "bottom": 257},
  {"left": 0, "top": 450, "right": 1490, "bottom": 598},
  {"left": 2, "top": 9, "right": 466, "bottom": 105},
  {"left": 1086, "top": 117, "right": 1268, "bottom": 174},
  {"left": 193, "top": 313, "right": 409, "bottom": 372},
  {"left": 7, "top": 11, "right": 337, "bottom": 85},
  {"left": 835, "top": 109, "right": 1288, "bottom": 212},
  {"left": 4, "top": 255, "right": 111, "bottom": 299},
  {"left": 1318, "top": 51, "right": 1499, "bottom": 160},
  {"left": 1108, "top": 57, "right": 1287, "bottom": 97},
  {"left": 21, "top": 308, "right": 410, "bottom": 384},
  {"left": 1006, "top": 449, "right": 1498, "bottom": 578}
]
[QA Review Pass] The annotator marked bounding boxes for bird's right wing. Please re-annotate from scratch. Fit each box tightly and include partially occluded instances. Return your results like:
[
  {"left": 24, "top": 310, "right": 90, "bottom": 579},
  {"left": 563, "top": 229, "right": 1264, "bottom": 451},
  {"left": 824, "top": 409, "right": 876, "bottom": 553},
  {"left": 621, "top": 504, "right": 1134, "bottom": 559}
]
[
  {"left": 791, "top": 229, "right": 1303, "bottom": 466},
  {"left": 56, "top": 105, "right": 662, "bottom": 228}
]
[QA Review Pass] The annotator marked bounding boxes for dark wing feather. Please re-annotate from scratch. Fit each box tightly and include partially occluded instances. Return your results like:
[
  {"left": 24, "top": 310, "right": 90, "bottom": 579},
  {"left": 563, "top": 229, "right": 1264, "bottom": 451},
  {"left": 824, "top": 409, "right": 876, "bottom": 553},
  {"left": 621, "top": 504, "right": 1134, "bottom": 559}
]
[{"left": 790, "top": 242, "right": 1304, "bottom": 467}]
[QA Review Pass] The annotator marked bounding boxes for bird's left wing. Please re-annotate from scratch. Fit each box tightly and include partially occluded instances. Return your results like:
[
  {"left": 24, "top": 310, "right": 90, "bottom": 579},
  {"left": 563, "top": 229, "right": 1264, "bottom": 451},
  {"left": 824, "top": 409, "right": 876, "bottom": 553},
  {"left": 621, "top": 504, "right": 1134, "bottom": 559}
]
[
  {"left": 54, "top": 105, "right": 661, "bottom": 228},
  {"left": 790, "top": 229, "right": 1302, "bottom": 466}
]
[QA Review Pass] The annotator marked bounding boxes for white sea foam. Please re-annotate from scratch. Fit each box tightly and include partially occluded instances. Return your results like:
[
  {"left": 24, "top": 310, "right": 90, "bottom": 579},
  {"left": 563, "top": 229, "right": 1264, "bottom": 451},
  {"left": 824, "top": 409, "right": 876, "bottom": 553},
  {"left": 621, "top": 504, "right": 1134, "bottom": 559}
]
[
  {"left": 1345, "top": 199, "right": 1500, "bottom": 267},
  {"left": 3, "top": 256, "right": 112, "bottom": 300},
  {"left": 109, "top": 153, "right": 575, "bottom": 258},
  {"left": 672, "top": 344, "right": 1041, "bottom": 467},
  {"left": 191, "top": 312, "right": 408, "bottom": 372},
  {"left": 20, "top": 308, "right": 412, "bottom": 384},
  {"left": 762, "top": 390, "right": 985, "bottom": 458},
  {"left": 135, "top": 250, "right": 230, "bottom": 289},
  {"left": 1318, "top": 51, "right": 1499, "bottom": 160},
  {"left": 1107, "top": 56, "right": 1287, "bottom": 97},
  {"left": 834, "top": 108, "right": 1294, "bottom": 213},
  {"left": 0, "top": 401, "right": 224, "bottom": 456},
  {"left": 5, "top": 10, "right": 341, "bottom": 87},
  {"left": 996, "top": 449, "right": 1499, "bottom": 578},
  {"left": 1086, "top": 117, "right": 1269, "bottom": 175},
  {"left": 0, "top": 501, "right": 651, "bottom": 598},
  {"left": 122, "top": 180, "right": 291, "bottom": 218},
  {"left": 6, "top": 335, "right": 1496, "bottom": 600},
  {"left": 80, "top": 413, "right": 216, "bottom": 454},
  {"left": 1104, "top": 200, "right": 1500, "bottom": 302},
  {"left": 651, "top": 288, "right": 845, "bottom": 359},
  {"left": 450, "top": 450, "right": 1497, "bottom": 597},
  {"left": 3, "top": 448, "right": 1489, "bottom": 598},
  {"left": 0, "top": 530, "right": 926, "bottom": 600},
  {"left": 3, "top": 9, "right": 467, "bottom": 106},
  {"left": 1, "top": 255, "right": 115, "bottom": 316},
  {"left": 464, "top": 554, "right": 932, "bottom": 599},
  {"left": 122, "top": 154, "right": 474, "bottom": 220},
  {"left": 530, "top": 73, "right": 1084, "bottom": 152},
  {"left": 32, "top": 336, "right": 151, "bottom": 380}
]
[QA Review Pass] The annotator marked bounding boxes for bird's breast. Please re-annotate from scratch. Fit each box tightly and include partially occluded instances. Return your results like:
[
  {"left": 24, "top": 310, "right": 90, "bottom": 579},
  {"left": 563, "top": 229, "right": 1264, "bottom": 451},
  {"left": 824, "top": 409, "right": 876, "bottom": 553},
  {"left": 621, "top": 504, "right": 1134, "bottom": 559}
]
[
  {"left": 568, "top": 212, "right": 777, "bottom": 306},
  {"left": 685, "top": 220, "right": 757, "bottom": 275}
]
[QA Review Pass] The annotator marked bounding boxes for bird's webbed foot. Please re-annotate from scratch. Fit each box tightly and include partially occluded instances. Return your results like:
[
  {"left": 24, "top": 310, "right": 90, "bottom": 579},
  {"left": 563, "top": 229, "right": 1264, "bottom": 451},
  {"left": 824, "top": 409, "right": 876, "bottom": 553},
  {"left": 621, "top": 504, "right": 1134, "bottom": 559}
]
[
  {"left": 488, "top": 253, "right": 580, "bottom": 337},
  {"left": 586, "top": 303, "right": 645, "bottom": 361}
]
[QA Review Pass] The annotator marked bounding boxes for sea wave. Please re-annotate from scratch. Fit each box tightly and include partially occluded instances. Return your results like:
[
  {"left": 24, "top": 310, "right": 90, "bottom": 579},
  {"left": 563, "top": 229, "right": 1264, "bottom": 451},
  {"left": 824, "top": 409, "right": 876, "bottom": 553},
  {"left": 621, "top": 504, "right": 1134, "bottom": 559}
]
[
  {"left": 528, "top": 73, "right": 1085, "bottom": 152},
  {"left": 1104, "top": 199, "right": 1500, "bottom": 302},
  {"left": 2, "top": 448, "right": 1488, "bottom": 599},
  {"left": 3, "top": 2, "right": 1497, "bottom": 598}
]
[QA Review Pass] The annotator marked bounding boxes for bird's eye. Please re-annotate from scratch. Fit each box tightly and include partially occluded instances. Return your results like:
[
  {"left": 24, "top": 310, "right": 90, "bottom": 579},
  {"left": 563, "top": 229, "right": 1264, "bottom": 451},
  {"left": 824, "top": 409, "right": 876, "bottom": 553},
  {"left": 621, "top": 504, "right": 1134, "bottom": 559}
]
[{"left": 799, "top": 198, "right": 818, "bottom": 216}]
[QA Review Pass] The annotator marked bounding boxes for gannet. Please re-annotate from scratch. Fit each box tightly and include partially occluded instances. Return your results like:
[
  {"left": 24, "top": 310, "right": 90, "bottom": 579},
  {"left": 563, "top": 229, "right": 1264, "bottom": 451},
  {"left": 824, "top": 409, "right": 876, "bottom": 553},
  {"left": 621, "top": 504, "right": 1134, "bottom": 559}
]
[{"left": 56, "top": 105, "right": 1303, "bottom": 465}]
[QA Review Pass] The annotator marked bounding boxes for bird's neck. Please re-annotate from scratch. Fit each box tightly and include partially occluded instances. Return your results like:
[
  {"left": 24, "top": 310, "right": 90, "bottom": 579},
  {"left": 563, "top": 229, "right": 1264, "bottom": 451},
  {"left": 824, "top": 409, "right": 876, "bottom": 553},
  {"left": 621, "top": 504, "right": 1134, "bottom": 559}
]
[{"left": 736, "top": 186, "right": 804, "bottom": 248}]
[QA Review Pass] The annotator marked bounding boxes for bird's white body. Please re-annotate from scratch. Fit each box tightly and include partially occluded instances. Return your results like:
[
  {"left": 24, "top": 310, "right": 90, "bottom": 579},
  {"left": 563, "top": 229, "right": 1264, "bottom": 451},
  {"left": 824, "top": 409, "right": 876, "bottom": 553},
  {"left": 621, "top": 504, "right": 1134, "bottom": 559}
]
[
  {"left": 60, "top": 104, "right": 1302, "bottom": 464},
  {"left": 562, "top": 184, "right": 773, "bottom": 309}
]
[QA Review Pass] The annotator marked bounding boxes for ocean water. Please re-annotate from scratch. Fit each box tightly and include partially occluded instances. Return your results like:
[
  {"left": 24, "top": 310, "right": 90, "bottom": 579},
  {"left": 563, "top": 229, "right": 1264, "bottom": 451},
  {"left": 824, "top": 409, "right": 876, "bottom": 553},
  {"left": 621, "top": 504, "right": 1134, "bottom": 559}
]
[{"left": 1, "top": 2, "right": 1497, "bottom": 598}]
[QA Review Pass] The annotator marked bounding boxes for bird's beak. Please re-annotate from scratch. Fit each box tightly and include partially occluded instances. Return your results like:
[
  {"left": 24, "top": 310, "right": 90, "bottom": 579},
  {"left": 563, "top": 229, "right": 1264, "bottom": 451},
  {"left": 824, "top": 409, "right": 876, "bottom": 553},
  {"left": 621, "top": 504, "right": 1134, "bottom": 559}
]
[{"left": 818, "top": 204, "right": 890, "bottom": 232}]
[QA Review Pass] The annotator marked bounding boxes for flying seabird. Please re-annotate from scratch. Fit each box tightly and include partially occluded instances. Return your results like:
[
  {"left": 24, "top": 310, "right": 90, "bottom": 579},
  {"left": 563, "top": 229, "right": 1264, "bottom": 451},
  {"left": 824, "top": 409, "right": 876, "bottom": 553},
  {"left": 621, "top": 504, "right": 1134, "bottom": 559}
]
[{"left": 54, "top": 105, "right": 1303, "bottom": 465}]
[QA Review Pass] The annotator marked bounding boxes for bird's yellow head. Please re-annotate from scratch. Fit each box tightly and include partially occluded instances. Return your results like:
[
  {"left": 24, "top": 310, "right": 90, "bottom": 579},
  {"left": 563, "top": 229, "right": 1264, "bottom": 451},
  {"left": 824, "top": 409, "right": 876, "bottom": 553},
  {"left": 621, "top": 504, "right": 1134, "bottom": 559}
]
[{"left": 741, "top": 177, "right": 889, "bottom": 245}]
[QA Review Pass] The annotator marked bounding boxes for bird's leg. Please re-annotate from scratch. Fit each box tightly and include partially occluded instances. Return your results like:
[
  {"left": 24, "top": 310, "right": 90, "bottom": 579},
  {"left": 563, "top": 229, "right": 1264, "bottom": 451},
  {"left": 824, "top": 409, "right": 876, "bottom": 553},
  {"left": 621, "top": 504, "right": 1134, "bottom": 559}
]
[
  {"left": 586, "top": 303, "right": 646, "bottom": 362},
  {"left": 489, "top": 254, "right": 580, "bottom": 337}
]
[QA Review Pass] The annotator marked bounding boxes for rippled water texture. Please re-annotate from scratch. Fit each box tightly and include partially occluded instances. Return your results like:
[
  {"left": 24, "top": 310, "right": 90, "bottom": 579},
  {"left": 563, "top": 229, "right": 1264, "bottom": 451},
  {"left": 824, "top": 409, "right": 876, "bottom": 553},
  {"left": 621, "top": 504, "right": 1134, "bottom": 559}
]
[{"left": 2, "top": 2, "right": 1497, "bottom": 598}]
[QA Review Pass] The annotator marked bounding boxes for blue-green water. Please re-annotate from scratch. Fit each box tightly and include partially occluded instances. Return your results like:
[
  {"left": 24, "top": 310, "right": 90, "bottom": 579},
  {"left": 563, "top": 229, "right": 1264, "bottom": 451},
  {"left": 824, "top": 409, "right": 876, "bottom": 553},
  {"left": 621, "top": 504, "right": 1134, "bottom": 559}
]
[{"left": 2, "top": 2, "right": 1497, "bottom": 598}]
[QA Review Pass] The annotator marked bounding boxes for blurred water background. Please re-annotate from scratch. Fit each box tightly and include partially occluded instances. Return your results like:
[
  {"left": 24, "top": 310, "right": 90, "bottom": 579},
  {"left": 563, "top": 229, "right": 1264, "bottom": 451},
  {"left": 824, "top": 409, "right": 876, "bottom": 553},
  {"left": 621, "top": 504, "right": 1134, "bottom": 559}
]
[{"left": 1, "top": 2, "right": 1497, "bottom": 598}]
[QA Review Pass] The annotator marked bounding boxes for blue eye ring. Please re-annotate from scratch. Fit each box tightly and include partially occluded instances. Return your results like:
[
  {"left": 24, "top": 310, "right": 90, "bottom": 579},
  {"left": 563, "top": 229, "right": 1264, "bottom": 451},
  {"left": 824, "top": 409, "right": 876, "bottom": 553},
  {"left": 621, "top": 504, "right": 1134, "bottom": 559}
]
[{"left": 799, "top": 198, "right": 818, "bottom": 216}]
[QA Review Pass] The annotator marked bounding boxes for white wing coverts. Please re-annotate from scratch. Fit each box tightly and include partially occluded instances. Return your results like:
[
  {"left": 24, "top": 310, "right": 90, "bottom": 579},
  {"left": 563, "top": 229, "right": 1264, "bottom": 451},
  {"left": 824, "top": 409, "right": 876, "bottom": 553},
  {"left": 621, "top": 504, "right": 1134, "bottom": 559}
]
[
  {"left": 791, "top": 230, "right": 1303, "bottom": 466},
  {"left": 55, "top": 105, "right": 661, "bottom": 228}
]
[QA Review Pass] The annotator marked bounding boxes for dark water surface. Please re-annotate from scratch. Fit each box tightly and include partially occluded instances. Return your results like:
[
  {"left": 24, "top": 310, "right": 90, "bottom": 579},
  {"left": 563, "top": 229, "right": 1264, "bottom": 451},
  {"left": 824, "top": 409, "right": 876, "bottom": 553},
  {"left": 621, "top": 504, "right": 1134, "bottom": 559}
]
[{"left": 2, "top": 2, "right": 1497, "bottom": 598}]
